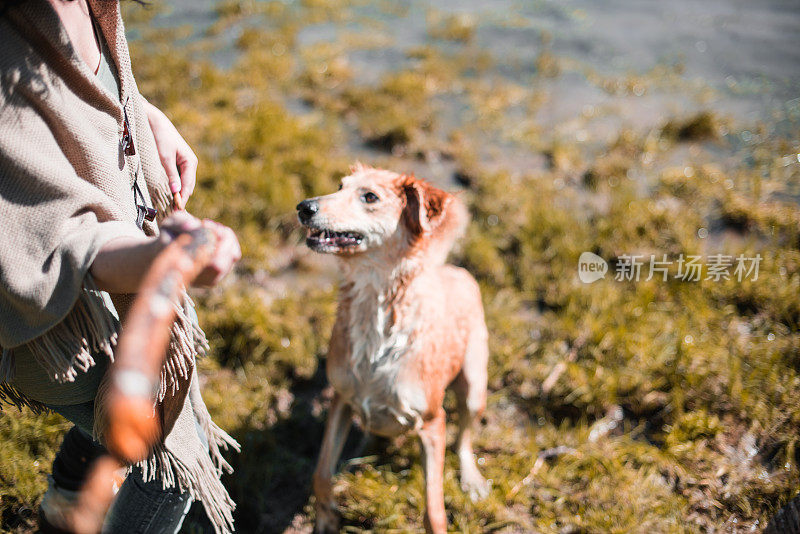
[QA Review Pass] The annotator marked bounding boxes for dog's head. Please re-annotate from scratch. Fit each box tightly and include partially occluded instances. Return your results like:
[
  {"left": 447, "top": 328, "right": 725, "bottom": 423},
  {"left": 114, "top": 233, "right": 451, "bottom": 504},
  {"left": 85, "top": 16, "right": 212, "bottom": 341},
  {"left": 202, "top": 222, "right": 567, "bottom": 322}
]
[{"left": 296, "top": 163, "right": 466, "bottom": 264}]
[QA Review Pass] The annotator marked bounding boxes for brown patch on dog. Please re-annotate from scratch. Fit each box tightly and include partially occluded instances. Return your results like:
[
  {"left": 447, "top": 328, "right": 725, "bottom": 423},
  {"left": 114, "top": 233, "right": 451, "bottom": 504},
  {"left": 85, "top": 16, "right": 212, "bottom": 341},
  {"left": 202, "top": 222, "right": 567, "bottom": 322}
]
[{"left": 401, "top": 175, "right": 450, "bottom": 236}]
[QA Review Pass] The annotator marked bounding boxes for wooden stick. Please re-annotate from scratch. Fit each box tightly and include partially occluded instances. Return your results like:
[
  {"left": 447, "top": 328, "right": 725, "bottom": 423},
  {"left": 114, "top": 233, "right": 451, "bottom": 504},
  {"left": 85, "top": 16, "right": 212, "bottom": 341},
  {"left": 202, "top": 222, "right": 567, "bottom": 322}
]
[{"left": 68, "top": 227, "right": 216, "bottom": 533}]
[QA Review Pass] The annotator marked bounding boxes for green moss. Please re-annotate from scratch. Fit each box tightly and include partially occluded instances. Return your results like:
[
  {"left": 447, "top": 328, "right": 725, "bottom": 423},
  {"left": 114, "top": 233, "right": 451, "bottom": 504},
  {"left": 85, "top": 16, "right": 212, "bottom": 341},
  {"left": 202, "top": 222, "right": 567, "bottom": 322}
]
[
  {"left": 197, "top": 286, "right": 336, "bottom": 380},
  {"left": 661, "top": 112, "right": 721, "bottom": 142},
  {"left": 0, "top": 409, "right": 70, "bottom": 532},
  {"left": 343, "top": 71, "right": 436, "bottom": 151},
  {"left": 427, "top": 12, "right": 477, "bottom": 43},
  {"left": 4, "top": 2, "right": 800, "bottom": 533},
  {"left": 665, "top": 410, "right": 722, "bottom": 446},
  {"left": 535, "top": 50, "right": 561, "bottom": 78}
]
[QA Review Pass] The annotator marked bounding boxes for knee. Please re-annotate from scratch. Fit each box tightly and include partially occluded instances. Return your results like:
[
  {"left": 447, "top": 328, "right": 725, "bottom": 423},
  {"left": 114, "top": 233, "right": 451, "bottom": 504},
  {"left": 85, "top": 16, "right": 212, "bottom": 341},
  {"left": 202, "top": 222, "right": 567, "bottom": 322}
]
[{"left": 52, "top": 427, "right": 106, "bottom": 491}]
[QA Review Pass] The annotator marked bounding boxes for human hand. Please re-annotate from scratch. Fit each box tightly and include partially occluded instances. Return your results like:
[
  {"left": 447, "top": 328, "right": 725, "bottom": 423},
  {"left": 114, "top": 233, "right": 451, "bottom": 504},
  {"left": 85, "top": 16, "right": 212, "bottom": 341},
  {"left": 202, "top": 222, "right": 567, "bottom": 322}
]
[
  {"left": 159, "top": 212, "right": 241, "bottom": 287},
  {"left": 145, "top": 101, "right": 197, "bottom": 210}
]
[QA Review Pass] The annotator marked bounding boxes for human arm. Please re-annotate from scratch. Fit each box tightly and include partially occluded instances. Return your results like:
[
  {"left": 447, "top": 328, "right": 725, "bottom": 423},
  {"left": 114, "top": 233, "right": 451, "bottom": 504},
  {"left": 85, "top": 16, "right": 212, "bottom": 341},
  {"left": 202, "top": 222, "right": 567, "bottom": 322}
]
[
  {"left": 90, "top": 212, "right": 241, "bottom": 294},
  {"left": 143, "top": 100, "right": 198, "bottom": 211}
]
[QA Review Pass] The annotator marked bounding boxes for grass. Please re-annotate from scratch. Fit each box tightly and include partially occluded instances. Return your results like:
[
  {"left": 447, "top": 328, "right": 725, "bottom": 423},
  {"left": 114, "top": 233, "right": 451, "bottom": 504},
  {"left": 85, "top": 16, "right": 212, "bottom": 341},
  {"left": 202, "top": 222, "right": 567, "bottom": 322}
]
[
  {"left": 2, "top": 1, "right": 800, "bottom": 533},
  {"left": 427, "top": 11, "right": 477, "bottom": 44}
]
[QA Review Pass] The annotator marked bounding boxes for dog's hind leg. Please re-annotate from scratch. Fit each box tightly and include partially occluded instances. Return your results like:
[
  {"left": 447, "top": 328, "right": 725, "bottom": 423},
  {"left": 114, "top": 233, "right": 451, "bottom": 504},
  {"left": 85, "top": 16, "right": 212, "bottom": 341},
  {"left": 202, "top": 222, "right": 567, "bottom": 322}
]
[
  {"left": 453, "top": 326, "right": 490, "bottom": 502},
  {"left": 419, "top": 408, "right": 447, "bottom": 534},
  {"left": 313, "top": 393, "right": 352, "bottom": 534}
]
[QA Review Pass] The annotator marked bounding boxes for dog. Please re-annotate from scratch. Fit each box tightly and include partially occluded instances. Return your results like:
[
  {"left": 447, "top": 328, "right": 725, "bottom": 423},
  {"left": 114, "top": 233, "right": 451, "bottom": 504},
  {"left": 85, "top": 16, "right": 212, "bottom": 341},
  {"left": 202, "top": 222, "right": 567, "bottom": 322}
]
[{"left": 296, "top": 163, "right": 490, "bottom": 534}]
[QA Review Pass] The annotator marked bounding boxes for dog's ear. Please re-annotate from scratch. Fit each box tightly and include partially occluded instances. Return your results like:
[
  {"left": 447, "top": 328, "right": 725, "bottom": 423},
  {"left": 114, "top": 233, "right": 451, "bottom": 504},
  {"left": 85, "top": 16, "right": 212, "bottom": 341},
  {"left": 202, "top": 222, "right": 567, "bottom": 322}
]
[{"left": 402, "top": 176, "right": 449, "bottom": 236}]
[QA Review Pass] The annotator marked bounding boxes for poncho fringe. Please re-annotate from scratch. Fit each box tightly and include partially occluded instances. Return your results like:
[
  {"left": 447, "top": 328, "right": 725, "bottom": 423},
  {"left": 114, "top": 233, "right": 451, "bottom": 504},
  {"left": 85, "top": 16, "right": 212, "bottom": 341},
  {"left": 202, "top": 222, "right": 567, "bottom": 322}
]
[
  {"left": 141, "top": 442, "right": 237, "bottom": 534},
  {"left": 14, "top": 276, "right": 116, "bottom": 383},
  {"left": 0, "top": 278, "right": 239, "bottom": 534},
  {"left": 0, "top": 275, "right": 116, "bottom": 412}
]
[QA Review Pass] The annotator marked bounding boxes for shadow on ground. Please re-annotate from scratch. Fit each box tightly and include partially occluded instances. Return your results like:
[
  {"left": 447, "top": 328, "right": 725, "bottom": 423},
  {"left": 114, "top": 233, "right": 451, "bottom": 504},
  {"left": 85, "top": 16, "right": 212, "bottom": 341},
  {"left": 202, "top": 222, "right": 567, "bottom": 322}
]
[{"left": 185, "top": 363, "right": 375, "bottom": 534}]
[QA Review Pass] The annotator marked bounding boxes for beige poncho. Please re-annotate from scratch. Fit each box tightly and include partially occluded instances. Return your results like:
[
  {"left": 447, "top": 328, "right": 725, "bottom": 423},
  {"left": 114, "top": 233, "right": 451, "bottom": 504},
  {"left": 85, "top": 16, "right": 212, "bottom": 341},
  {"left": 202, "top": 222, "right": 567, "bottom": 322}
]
[{"left": 0, "top": 1, "right": 238, "bottom": 532}]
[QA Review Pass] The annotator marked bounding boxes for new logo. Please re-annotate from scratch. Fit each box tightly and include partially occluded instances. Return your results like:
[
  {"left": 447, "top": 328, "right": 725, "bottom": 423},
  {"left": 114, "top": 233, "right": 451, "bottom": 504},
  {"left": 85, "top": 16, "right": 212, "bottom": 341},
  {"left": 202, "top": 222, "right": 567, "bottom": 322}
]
[{"left": 578, "top": 252, "right": 608, "bottom": 283}]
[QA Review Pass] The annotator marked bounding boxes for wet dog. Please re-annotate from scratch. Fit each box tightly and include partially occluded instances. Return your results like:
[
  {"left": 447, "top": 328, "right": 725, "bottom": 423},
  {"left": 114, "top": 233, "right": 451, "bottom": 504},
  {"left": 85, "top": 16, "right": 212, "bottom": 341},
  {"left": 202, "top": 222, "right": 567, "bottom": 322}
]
[{"left": 296, "top": 163, "right": 490, "bottom": 534}]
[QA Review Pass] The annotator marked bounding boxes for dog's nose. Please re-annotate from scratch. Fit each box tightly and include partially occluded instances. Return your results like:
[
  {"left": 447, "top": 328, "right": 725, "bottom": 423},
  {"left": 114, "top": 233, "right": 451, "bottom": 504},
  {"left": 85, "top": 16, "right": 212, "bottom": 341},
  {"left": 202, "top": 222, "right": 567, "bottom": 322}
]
[{"left": 296, "top": 199, "right": 319, "bottom": 223}]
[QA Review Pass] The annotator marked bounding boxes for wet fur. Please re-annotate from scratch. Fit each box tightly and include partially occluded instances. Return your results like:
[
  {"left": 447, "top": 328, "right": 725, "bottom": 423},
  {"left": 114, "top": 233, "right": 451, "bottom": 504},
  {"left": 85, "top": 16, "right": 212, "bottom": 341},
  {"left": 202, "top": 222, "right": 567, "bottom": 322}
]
[{"left": 300, "top": 164, "right": 489, "bottom": 534}]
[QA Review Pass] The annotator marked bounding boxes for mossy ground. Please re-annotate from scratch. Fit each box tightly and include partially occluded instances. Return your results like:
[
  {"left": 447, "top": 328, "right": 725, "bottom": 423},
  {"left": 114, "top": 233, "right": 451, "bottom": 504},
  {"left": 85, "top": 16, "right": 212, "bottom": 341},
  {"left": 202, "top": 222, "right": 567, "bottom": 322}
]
[{"left": 2, "top": 2, "right": 800, "bottom": 533}]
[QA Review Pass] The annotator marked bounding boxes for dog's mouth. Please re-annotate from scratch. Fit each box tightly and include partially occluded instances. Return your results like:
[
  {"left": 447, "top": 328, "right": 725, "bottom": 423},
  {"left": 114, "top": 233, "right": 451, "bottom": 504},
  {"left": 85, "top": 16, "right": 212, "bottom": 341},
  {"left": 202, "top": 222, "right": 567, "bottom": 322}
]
[{"left": 305, "top": 228, "right": 364, "bottom": 252}]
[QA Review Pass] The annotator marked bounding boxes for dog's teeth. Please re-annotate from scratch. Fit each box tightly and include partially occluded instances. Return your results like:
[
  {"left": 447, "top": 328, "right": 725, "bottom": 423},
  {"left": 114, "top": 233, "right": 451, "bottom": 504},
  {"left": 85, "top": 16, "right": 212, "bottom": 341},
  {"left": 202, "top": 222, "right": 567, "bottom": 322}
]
[{"left": 306, "top": 227, "right": 362, "bottom": 250}]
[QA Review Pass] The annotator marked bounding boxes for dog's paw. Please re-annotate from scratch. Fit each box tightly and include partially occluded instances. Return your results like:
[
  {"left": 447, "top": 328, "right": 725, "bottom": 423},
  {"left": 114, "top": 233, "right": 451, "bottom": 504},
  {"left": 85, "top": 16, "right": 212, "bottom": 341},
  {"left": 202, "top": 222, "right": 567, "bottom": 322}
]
[
  {"left": 461, "top": 474, "right": 491, "bottom": 502},
  {"left": 314, "top": 504, "right": 341, "bottom": 534}
]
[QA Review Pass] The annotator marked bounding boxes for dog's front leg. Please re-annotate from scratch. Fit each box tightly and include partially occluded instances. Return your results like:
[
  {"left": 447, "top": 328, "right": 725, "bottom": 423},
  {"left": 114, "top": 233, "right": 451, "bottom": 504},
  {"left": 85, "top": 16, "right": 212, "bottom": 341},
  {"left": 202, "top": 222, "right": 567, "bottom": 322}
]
[
  {"left": 418, "top": 408, "right": 447, "bottom": 534},
  {"left": 313, "top": 393, "right": 352, "bottom": 534}
]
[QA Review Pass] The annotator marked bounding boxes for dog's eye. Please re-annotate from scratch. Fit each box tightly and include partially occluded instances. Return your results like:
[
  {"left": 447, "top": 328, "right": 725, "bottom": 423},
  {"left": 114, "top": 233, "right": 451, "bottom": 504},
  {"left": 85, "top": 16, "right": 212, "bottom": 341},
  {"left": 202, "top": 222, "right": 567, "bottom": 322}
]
[
  {"left": 361, "top": 191, "right": 379, "bottom": 204},
  {"left": 338, "top": 183, "right": 343, "bottom": 191}
]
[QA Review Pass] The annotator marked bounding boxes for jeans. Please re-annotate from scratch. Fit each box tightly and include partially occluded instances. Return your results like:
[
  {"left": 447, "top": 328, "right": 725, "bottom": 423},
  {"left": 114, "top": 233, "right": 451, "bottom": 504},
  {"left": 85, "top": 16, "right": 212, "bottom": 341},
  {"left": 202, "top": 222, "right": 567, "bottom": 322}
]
[{"left": 48, "top": 401, "right": 194, "bottom": 534}]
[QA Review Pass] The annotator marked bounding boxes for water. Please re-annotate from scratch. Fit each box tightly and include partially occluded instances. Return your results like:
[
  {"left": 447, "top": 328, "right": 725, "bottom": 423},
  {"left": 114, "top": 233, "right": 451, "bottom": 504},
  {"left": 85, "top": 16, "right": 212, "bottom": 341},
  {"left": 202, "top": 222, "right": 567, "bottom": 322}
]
[
  {"left": 151, "top": 0, "right": 800, "bottom": 123},
  {"left": 143, "top": 0, "right": 800, "bottom": 184}
]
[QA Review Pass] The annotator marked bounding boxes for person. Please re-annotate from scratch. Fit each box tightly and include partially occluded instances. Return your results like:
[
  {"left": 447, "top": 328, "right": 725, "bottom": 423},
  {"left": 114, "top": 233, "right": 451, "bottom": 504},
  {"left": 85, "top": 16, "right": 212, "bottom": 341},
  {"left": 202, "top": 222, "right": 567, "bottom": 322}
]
[{"left": 0, "top": 0, "right": 242, "bottom": 532}]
